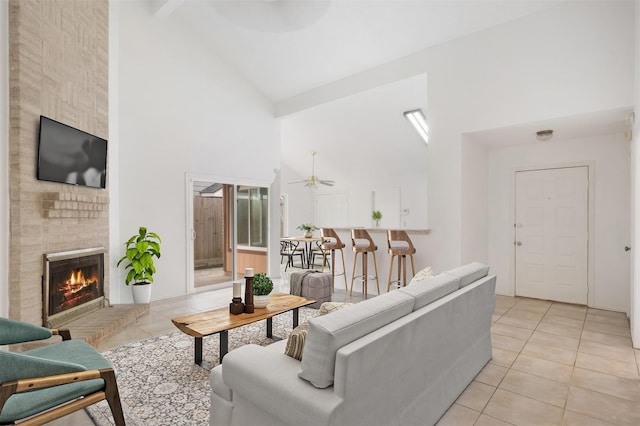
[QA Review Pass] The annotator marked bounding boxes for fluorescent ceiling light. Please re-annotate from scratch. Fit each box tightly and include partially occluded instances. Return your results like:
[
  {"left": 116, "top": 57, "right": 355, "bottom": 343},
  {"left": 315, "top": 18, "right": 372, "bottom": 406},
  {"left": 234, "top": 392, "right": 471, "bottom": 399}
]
[{"left": 403, "top": 109, "right": 429, "bottom": 145}]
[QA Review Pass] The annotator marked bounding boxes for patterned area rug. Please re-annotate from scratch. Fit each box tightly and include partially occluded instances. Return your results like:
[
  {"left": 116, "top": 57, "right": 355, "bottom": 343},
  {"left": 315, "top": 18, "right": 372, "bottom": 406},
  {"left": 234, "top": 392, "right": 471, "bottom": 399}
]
[{"left": 86, "top": 308, "right": 318, "bottom": 425}]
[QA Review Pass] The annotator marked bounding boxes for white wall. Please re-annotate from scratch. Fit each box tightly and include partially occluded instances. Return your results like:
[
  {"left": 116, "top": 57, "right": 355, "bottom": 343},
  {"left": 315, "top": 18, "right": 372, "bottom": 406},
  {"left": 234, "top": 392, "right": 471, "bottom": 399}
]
[
  {"left": 113, "top": 2, "right": 280, "bottom": 302},
  {"left": 487, "top": 135, "right": 631, "bottom": 313},
  {"left": 631, "top": 0, "right": 640, "bottom": 348},
  {"left": 461, "top": 137, "right": 489, "bottom": 265},
  {"left": 280, "top": 163, "right": 314, "bottom": 236},
  {"left": 280, "top": 75, "right": 429, "bottom": 231},
  {"left": 0, "top": 0, "right": 9, "bottom": 318},
  {"left": 277, "top": 1, "right": 635, "bottom": 276}
]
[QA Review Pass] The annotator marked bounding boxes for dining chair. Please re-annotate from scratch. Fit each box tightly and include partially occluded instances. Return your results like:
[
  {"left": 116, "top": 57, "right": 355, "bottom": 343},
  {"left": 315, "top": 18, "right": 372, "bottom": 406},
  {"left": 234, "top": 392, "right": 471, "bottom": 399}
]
[{"left": 280, "top": 240, "right": 305, "bottom": 270}]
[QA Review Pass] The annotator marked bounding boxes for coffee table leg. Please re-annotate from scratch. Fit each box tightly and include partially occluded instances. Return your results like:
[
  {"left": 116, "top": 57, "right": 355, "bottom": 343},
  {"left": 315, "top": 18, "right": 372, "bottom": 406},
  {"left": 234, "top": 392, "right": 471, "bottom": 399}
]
[
  {"left": 195, "top": 337, "right": 203, "bottom": 365},
  {"left": 220, "top": 330, "right": 229, "bottom": 361},
  {"left": 266, "top": 317, "right": 273, "bottom": 338},
  {"left": 293, "top": 307, "right": 300, "bottom": 328}
]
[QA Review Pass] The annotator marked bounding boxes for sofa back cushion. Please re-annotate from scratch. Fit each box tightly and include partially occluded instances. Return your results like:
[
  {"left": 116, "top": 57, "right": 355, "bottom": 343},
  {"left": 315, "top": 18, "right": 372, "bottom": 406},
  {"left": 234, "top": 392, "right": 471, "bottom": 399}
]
[
  {"left": 399, "top": 273, "right": 460, "bottom": 310},
  {"left": 299, "top": 291, "right": 415, "bottom": 388},
  {"left": 444, "top": 262, "right": 490, "bottom": 288}
]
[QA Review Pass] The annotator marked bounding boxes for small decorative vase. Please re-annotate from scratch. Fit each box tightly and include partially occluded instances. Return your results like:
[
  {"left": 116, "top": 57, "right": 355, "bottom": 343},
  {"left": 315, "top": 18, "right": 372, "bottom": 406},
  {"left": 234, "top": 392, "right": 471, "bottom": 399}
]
[
  {"left": 304, "top": 231, "right": 313, "bottom": 238},
  {"left": 375, "top": 220, "right": 380, "bottom": 228},
  {"left": 254, "top": 294, "right": 270, "bottom": 309}
]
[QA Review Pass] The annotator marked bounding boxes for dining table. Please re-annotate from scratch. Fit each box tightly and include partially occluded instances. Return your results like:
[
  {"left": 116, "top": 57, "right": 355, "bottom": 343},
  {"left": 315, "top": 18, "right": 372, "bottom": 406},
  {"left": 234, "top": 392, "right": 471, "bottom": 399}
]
[{"left": 281, "top": 235, "right": 323, "bottom": 269}]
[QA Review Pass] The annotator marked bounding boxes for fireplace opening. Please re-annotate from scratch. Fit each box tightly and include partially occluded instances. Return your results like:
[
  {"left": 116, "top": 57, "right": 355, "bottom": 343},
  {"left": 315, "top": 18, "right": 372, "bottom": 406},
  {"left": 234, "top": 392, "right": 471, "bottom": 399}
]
[{"left": 43, "top": 248, "right": 106, "bottom": 327}]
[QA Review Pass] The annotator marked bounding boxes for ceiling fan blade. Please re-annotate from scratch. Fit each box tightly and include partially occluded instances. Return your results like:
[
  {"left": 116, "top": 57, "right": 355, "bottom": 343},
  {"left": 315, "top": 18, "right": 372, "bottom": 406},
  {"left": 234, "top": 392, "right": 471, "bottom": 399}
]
[{"left": 289, "top": 152, "right": 337, "bottom": 188}]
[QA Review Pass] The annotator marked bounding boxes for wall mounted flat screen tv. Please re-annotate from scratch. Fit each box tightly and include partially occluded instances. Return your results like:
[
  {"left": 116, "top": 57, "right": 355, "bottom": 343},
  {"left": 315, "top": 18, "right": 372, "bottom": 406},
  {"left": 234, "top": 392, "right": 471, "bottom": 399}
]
[{"left": 37, "top": 116, "right": 107, "bottom": 189}]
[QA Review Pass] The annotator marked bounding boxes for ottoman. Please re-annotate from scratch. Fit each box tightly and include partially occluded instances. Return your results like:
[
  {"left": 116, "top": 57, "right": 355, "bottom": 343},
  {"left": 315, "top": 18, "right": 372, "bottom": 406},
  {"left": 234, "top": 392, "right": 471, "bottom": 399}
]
[{"left": 290, "top": 271, "right": 333, "bottom": 308}]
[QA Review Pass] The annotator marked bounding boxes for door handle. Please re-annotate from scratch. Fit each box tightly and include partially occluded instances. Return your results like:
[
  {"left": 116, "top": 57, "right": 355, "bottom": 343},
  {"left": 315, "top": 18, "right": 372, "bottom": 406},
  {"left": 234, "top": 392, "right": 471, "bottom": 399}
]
[
  {"left": 625, "top": 246, "right": 631, "bottom": 252},
  {"left": 516, "top": 241, "right": 523, "bottom": 246}
]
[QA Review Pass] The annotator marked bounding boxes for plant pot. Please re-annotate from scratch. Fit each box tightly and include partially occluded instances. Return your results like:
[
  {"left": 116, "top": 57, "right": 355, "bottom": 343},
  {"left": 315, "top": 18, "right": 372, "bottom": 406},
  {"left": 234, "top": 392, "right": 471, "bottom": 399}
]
[
  {"left": 304, "top": 231, "right": 313, "bottom": 238},
  {"left": 132, "top": 283, "right": 152, "bottom": 304},
  {"left": 253, "top": 294, "right": 270, "bottom": 309}
]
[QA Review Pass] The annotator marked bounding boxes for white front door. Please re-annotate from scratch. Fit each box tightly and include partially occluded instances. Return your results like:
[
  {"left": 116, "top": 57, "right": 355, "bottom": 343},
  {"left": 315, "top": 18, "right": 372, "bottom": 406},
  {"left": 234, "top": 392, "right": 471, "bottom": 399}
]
[{"left": 515, "top": 167, "right": 589, "bottom": 304}]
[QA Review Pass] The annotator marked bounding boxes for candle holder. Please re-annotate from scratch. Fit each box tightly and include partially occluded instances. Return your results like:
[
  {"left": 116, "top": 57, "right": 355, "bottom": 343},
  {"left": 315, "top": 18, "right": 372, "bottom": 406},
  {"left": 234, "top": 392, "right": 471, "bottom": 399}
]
[
  {"left": 229, "top": 297, "right": 244, "bottom": 315},
  {"left": 244, "top": 269, "right": 254, "bottom": 314}
]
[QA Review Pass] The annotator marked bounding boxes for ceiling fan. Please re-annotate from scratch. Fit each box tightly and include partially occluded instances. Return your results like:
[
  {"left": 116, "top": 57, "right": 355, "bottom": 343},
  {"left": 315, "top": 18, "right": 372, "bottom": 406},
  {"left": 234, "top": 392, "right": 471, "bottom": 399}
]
[{"left": 289, "top": 151, "right": 335, "bottom": 188}]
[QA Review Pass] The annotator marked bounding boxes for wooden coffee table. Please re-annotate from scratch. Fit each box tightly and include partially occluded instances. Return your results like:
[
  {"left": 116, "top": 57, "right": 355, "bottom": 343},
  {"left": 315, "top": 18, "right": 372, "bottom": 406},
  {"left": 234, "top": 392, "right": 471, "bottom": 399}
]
[{"left": 171, "top": 293, "right": 315, "bottom": 369}]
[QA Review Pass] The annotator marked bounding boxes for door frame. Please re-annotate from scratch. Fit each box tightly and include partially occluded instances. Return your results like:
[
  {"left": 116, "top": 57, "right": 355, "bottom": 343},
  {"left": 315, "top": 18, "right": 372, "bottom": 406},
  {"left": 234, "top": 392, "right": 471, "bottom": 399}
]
[
  {"left": 185, "top": 173, "right": 272, "bottom": 294},
  {"left": 509, "top": 161, "right": 595, "bottom": 306}
]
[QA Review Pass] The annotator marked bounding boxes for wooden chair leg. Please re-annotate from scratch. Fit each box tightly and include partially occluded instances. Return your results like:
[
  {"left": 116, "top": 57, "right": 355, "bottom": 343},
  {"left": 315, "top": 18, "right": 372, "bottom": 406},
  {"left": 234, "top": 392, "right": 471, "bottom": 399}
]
[
  {"left": 339, "top": 249, "right": 348, "bottom": 291},
  {"left": 329, "top": 250, "right": 335, "bottom": 289},
  {"left": 362, "top": 252, "right": 368, "bottom": 299},
  {"left": 350, "top": 252, "right": 359, "bottom": 296},
  {"left": 372, "top": 252, "right": 380, "bottom": 294},
  {"left": 387, "top": 254, "right": 396, "bottom": 292},
  {"left": 401, "top": 255, "right": 407, "bottom": 287},
  {"left": 410, "top": 254, "right": 416, "bottom": 276},
  {"left": 100, "top": 369, "right": 125, "bottom": 426}
]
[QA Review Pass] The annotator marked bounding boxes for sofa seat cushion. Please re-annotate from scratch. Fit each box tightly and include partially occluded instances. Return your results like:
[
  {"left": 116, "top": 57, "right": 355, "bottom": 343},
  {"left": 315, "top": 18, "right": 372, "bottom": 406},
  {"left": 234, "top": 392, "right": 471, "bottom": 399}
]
[
  {"left": 0, "top": 340, "right": 111, "bottom": 424},
  {"left": 444, "top": 262, "right": 490, "bottom": 288},
  {"left": 299, "top": 291, "right": 415, "bottom": 388},
  {"left": 399, "top": 273, "right": 460, "bottom": 310}
]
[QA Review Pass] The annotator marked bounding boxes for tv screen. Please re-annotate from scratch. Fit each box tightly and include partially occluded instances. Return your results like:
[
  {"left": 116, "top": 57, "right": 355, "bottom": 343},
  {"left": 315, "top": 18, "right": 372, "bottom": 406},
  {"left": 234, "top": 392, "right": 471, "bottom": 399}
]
[{"left": 37, "top": 116, "right": 107, "bottom": 189}]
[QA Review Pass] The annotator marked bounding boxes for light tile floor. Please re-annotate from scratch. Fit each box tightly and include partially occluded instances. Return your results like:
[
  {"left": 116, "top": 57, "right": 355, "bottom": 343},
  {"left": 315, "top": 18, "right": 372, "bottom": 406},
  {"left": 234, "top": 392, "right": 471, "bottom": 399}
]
[
  {"left": 49, "top": 289, "right": 639, "bottom": 425},
  {"left": 437, "top": 295, "right": 640, "bottom": 426}
]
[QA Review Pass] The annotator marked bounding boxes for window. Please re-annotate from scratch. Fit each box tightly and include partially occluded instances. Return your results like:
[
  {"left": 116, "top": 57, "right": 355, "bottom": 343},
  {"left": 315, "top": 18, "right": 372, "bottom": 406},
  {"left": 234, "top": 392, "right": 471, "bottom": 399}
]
[{"left": 237, "top": 186, "right": 268, "bottom": 248}]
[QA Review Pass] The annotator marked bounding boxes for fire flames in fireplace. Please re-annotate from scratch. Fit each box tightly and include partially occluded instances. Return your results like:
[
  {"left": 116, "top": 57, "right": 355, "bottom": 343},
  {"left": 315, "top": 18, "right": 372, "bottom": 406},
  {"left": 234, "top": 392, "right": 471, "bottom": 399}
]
[
  {"left": 57, "top": 269, "right": 99, "bottom": 307},
  {"left": 44, "top": 249, "right": 105, "bottom": 323}
]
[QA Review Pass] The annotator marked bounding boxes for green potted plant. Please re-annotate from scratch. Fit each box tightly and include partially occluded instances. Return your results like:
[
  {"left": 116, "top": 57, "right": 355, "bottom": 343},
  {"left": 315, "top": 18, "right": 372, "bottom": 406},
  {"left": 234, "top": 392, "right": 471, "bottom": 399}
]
[
  {"left": 253, "top": 272, "right": 274, "bottom": 308},
  {"left": 116, "top": 226, "right": 161, "bottom": 303},
  {"left": 371, "top": 210, "right": 383, "bottom": 227},
  {"left": 297, "top": 223, "right": 318, "bottom": 238}
]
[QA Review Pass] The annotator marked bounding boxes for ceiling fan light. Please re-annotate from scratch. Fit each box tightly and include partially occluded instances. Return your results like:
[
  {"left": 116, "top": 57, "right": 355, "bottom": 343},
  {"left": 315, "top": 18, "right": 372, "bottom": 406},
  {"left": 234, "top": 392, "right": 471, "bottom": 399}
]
[{"left": 404, "top": 109, "right": 429, "bottom": 145}]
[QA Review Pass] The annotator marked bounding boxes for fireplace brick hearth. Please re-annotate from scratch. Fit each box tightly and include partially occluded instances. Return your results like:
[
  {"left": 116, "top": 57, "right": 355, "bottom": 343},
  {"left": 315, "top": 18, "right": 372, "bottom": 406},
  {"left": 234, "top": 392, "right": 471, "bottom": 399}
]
[{"left": 62, "top": 303, "right": 149, "bottom": 348}]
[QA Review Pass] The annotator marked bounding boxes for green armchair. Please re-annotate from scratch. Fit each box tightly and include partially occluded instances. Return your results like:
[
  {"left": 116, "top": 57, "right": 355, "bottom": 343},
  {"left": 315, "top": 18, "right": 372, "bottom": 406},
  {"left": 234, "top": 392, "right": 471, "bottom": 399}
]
[{"left": 0, "top": 317, "right": 125, "bottom": 425}]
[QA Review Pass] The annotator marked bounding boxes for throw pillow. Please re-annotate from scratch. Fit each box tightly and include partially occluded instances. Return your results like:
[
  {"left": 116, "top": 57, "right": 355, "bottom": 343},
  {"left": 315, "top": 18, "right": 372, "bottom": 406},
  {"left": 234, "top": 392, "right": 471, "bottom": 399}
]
[
  {"left": 318, "top": 302, "right": 353, "bottom": 316},
  {"left": 284, "top": 322, "right": 309, "bottom": 361},
  {"left": 409, "top": 266, "right": 434, "bottom": 284},
  {"left": 284, "top": 302, "right": 353, "bottom": 360}
]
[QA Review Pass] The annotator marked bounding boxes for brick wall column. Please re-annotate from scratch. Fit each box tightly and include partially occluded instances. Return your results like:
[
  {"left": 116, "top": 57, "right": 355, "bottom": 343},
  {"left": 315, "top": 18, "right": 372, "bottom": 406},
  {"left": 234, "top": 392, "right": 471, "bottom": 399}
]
[{"left": 8, "top": 0, "right": 109, "bottom": 324}]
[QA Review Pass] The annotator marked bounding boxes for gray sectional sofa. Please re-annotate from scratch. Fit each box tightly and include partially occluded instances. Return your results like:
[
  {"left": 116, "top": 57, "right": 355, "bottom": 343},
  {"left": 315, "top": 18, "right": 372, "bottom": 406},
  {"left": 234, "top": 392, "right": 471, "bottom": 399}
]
[{"left": 210, "top": 262, "right": 496, "bottom": 426}]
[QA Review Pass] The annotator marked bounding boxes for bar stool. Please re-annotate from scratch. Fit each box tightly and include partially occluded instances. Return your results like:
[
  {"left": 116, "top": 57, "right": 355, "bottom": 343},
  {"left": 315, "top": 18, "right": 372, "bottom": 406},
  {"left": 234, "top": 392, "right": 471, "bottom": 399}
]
[
  {"left": 387, "top": 230, "right": 416, "bottom": 291},
  {"left": 350, "top": 229, "right": 380, "bottom": 299},
  {"left": 317, "top": 228, "right": 348, "bottom": 291}
]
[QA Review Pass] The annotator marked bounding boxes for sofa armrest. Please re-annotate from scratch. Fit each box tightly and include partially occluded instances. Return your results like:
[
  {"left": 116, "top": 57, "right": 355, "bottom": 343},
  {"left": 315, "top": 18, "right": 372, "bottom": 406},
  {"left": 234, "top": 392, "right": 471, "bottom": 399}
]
[{"left": 221, "top": 344, "right": 342, "bottom": 426}]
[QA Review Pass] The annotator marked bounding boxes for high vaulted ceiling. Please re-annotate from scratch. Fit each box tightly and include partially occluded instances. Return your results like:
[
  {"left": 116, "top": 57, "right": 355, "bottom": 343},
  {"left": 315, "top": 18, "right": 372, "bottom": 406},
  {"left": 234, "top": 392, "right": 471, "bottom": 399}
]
[{"left": 156, "top": 0, "right": 564, "bottom": 103}]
